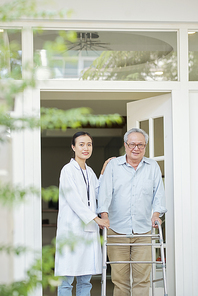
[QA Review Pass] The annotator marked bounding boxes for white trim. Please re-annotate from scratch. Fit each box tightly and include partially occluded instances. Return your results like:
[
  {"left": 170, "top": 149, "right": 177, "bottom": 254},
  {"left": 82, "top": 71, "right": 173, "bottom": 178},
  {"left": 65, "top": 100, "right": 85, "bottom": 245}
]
[
  {"left": 38, "top": 80, "right": 180, "bottom": 91},
  {"left": 152, "top": 156, "right": 165, "bottom": 162},
  {"left": 189, "top": 92, "right": 198, "bottom": 295},
  {"left": 2, "top": 20, "right": 198, "bottom": 29},
  {"left": 172, "top": 88, "right": 192, "bottom": 296},
  {"left": 171, "top": 28, "right": 192, "bottom": 296},
  {"left": 149, "top": 118, "right": 154, "bottom": 158}
]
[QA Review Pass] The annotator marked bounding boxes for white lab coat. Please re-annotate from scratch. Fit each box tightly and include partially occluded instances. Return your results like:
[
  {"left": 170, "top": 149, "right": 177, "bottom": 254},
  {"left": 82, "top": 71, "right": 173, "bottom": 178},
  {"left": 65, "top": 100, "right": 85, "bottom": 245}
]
[{"left": 54, "top": 158, "right": 102, "bottom": 276}]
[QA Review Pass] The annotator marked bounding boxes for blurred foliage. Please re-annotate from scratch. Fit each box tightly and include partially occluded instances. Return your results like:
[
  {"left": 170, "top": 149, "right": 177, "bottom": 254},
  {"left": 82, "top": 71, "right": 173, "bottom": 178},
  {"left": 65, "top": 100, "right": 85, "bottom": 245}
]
[
  {"left": 42, "top": 186, "right": 59, "bottom": 203},
  {"left": 0, "top": 0, "right": 71, "bottom": 21},
  {"left": 0, "top": 1, "right": 123, "bottom": 295},
  {"left": 0, "top": 244, "right": 29, "bottom": 256},
  {"left": 0, "top": 182, "right": 60, "bottom": 205},
  {"left": 0, "top": 182, "right": 39, "bottom": 205},
  {"left": 0, "top": 27, "right": 122, "bottom": 143},
  {"left": 40, "top": 107, "right": 122, "bottom": 130},
  {"left": 0, "top": 105, "right": 122, "bottom": 142},
  {"left": 0, "top": 29, "right": 77, "bottom": 104},
  {"left": 0, "top": 0, "right": 122, "bottom": 205},
  {"left": 81, "top": 50, "right": 178, "bottom": 81},
  {"left": 0, "top": 242, "right": 58, "bottom": 296},
  {"left": 0, "top": 30, "right": 22, "bottom": 80},
  {"left": 0, "top": 232, "right": 96, "bottom": 296}
]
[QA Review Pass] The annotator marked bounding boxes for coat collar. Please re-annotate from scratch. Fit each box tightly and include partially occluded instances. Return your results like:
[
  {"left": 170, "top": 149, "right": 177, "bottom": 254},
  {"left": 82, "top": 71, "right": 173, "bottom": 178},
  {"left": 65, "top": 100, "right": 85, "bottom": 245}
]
[{"left": 70, "top": 158, "right": 88, "bottom": 170}]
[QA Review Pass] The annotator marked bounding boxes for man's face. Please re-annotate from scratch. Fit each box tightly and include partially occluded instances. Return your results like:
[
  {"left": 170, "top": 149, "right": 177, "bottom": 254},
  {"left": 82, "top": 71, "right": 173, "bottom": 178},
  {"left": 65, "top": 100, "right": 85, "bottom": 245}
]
[{"left": 124, "top": 132, "right": 146, "bottom": 163}]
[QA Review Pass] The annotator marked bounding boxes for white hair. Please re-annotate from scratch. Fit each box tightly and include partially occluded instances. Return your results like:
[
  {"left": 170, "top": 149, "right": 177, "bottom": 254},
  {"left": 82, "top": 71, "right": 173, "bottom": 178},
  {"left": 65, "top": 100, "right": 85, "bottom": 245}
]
[{"left": 124, "top": 127, "right": 149, "bottom": 144}]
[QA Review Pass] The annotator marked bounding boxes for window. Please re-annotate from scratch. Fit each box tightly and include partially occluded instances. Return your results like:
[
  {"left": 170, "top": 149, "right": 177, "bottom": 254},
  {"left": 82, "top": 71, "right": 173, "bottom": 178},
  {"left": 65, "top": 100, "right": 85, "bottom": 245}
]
[
  {"left": 0, "top": 29, "right": 22, "bottom": 79},
  {"left": 188, "top": 31, "right": 198, "bottom": 81},
  {"left": 34, "top": 30, "right": 178, "bottom": 81}
]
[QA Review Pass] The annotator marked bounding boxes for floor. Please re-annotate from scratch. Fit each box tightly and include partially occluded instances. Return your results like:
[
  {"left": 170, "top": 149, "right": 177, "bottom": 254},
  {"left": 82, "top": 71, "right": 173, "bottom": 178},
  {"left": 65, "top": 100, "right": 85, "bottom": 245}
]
[{"left": 43, "top": 275, "right": 114, "bottom": 296}]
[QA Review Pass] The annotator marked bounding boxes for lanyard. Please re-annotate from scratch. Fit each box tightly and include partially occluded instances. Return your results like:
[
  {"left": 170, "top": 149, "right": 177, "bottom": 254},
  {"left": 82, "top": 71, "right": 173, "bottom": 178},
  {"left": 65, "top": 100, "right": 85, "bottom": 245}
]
[{"left": 80, "top": 166, "right": 90, "bottom": 207}]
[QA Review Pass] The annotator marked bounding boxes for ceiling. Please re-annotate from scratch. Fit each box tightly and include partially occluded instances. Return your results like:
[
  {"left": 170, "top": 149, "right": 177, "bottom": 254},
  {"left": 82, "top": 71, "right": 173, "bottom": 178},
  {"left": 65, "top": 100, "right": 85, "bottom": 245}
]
[
  {"left": 40, "top": 91, "right": 168, "bottom": 140},
  {"left": 41, "top": 91, "right": 168, "bottom": 116},
  {"left": 34, "top": 31, "right": 177, "bottom": 52}
]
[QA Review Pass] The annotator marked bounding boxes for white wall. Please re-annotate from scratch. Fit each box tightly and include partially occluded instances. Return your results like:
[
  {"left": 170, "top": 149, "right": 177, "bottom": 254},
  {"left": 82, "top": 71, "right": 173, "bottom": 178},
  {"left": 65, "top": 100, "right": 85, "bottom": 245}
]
[
  {"left": 38, "top": 0, "right": 198, "bottom": 22},
  {"left": 1, "top": 0, "right": 198, "bottom": 22}
]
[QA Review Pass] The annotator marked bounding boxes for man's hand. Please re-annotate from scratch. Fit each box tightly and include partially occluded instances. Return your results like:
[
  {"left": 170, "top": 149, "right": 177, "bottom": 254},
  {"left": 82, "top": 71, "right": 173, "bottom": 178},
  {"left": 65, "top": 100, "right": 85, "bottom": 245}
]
[
  {"left": 151, "top": 212, "right": 162, "bottom": 228},
  {"left": 94, "top": 216, "right": 110, "bottom": 229},
  {"left": 98, "top": 212, "right": 110, "bottom": 229}
]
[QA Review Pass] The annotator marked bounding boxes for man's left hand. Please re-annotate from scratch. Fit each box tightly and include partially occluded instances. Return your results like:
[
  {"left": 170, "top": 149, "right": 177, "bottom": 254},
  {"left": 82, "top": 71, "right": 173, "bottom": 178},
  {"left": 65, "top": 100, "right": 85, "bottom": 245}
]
[{"left": 151, "top": 212, "right": 162, "bottom": 228}]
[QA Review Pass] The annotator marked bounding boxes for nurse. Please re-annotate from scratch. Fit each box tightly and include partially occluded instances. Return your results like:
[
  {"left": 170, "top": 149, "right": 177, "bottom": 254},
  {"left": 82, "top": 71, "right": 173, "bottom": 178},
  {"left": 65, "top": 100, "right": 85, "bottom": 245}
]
[{"left": 55, "top": 131, "right": 110, "bottom": 296}]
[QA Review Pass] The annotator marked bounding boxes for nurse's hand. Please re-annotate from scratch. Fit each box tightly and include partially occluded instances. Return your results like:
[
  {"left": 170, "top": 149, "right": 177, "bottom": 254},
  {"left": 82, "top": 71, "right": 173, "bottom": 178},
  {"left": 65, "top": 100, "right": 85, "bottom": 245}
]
[
  {"left": 94, "top": 216, "right": 110, "bottom": 229},
  {"left": 100, "top": 157, "right": 116, "bottom": 175}
]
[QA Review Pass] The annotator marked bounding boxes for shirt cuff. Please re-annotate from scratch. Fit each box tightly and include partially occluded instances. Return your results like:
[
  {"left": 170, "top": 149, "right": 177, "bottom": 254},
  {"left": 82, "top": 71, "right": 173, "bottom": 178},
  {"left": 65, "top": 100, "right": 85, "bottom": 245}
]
[{"left": 153, "top": 206, "right": 167, "bottom": 217}]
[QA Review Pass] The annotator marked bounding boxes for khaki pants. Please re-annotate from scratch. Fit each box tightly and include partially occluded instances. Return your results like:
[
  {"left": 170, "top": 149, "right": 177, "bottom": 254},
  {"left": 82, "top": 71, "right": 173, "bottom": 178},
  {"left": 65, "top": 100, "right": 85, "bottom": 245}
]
[{"left": 107, "top": 229, "right": 152, "bottom": 296}]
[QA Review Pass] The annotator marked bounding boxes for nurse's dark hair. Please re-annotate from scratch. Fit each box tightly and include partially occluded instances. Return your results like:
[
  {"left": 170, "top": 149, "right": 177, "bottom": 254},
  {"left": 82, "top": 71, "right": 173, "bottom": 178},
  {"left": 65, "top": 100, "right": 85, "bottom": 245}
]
[{"left": 71, "top": 131, "right": 93, "bottom": 146}]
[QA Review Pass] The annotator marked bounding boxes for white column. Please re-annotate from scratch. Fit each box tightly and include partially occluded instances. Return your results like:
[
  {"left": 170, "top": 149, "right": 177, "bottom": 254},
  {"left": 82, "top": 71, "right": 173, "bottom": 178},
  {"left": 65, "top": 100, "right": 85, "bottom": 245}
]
[
  {"left": 0, "top": 129, "right": 13, "bottom": 283},
  {"left": 12, "top": 27, "right": 42, "bottom": 296},
  {"left": 189, "top": 91, "right": 198, "bottom": 296},
  {"left": 172, "top": 28, "right": 192, "bottom": 296}
]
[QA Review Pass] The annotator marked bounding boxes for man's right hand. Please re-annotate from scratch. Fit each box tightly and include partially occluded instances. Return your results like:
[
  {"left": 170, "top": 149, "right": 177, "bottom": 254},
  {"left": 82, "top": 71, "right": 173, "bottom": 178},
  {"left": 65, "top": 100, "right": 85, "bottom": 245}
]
[
  {"left": 94, "top": 216, "right": 110, "bottom": 229},
  {"left": 99, "top": 212, "right": 110, "bottom": 229}
]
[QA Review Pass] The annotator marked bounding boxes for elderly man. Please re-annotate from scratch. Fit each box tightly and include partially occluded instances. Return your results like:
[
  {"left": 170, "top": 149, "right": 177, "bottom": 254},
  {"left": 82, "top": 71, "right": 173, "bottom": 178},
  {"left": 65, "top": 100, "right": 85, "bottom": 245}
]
[{"left": 98, "top": 127, "right": 167, "bottom": 296}]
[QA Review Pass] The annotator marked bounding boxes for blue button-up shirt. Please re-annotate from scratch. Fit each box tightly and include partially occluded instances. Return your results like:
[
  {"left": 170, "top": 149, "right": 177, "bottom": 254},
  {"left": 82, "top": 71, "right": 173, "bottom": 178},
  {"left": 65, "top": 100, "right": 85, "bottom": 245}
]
[{"left": 97, "top": 155, "right": 167, "bottom": 234}]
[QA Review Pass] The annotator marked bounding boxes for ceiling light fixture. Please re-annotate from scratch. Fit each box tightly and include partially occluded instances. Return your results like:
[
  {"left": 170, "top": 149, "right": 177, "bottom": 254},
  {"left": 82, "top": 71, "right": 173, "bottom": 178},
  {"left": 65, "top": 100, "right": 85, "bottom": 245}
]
[{"left": 67, "top": 32, "right": 110, "bottom": 51}]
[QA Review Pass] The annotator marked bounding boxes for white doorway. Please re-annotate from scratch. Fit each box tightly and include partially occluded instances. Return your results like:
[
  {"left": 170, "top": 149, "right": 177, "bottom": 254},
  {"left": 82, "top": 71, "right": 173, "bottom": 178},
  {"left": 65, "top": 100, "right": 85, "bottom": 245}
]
[{"left": 40, "top": 91, "right": 174, "bottom": 296}]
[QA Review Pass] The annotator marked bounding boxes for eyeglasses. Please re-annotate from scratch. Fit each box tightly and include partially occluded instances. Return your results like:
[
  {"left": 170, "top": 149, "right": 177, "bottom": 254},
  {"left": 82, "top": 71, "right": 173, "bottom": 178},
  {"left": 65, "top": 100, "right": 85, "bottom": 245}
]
[{"left": 125, "top": 142, "right": 146, "bottom": 150}]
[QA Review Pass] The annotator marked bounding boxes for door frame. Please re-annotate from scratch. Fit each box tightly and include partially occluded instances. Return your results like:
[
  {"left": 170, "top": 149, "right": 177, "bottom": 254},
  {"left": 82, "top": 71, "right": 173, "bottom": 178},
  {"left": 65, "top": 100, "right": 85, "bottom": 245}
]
[{"left": 13, "top": 84, "right": 189, "bottom": 296}]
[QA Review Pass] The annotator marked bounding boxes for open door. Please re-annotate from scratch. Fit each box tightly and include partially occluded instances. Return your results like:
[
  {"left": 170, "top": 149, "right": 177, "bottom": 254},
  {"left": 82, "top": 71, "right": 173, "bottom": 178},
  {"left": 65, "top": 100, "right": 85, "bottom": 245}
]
[{"left": 127, "top": 94, "right": 175, "bottom": 296}]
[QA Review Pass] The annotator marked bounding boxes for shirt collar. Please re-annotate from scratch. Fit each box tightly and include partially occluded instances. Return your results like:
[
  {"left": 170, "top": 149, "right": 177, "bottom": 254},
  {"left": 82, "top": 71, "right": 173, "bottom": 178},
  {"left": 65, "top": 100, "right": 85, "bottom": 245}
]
[
  {"left": 118, "top": 155, "right": 151, "bottom": 166},
  {"left": 117, "top": 155, "right": 127, "bottom": 165}
]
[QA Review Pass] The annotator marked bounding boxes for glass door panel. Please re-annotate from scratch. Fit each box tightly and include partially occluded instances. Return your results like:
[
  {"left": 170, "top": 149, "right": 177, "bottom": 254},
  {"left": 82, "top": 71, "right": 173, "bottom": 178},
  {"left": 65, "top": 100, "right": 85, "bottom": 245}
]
[
  {"left": 139, "top": 119, "right": 149, "bottom": 157},
  {"left": 154, "top": 117, "right": 164, "bottom": 157}
]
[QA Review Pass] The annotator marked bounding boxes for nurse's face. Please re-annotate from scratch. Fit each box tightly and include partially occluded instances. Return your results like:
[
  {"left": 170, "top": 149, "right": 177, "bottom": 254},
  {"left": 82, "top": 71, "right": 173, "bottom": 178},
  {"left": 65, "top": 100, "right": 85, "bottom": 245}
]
[{"left": 72, "top": 135, "right": 93, "bottom": 161}]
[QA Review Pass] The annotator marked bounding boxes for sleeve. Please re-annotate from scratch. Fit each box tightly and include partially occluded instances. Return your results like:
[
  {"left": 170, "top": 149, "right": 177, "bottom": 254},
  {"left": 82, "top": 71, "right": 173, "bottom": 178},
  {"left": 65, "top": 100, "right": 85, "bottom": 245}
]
[
  {"left": 95, "top": 175, "right": 100, "bottom": 201},
  {"left": 152, "top": 162, "right": 167, "bottom": 216},
  {"left": 97, "top": 161, "right": 113, "bottom": 214},
  {"left": 59, "top": 167, "right": 97, "bottom": 224}
]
